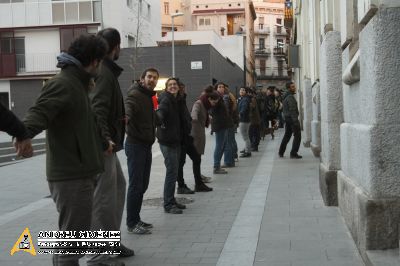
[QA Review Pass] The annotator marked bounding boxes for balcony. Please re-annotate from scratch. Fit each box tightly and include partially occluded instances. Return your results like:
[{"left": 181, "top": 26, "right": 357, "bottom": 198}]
[
  {"left": 273, "top": 47, "right": 286, "bottom": 57},
  {"left": 255, "top": 67, "right": 290, "bottom": 80},
  {"left": 16, "top": 53, "right": 58, "bottom": 75},
  {"left": 255, "top": 46, "right": 271, "bottom": 57},
  {"left": 274, "top": 27, "right": 287, "bottom": 36},
  {"left": 255, "top": 27, "right": 270, "bottom": 35}
]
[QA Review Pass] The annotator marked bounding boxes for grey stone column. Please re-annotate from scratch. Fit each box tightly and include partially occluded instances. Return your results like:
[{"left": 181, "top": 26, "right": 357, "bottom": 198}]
[
  {"left": 319, "top": 31, "right": 343, "bottom": 206},
  {"left": 310, "top": 81, "right": 321, "bottom": 157},
  {"left": 338, "top": 7, "right": 400, "bottom": 255},
  {"left": 302, "top": 78, "right": 312, "bottom": 147}
]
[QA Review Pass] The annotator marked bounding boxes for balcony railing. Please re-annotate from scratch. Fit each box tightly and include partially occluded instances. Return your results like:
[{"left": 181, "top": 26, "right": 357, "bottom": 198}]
[
  {"left": 255, "top": 46, "right": 271, "bottom": 56},
  {"left": 255, "top": 67, "right": 290, "bottom": 80},
  {"left": 273, "top": 47, "right": 286, "bottom": 56},
  {"left": 274, "top": 27, "right": 287, "bottom": 35},
  {"left": 16, "top": 53, "right": 58, "bottom": 75},
  {"left": 255, "top": 27, "right": 270, "bottom": 35}
]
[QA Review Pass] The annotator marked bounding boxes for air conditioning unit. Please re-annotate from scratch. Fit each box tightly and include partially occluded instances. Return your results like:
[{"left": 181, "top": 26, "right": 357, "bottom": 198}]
[{"left": 358, "top": 0, "right": 379, "bottom": 25}]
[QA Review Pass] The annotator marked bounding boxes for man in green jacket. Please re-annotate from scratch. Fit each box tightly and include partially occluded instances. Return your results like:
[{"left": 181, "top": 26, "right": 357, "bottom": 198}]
[
  {"left": 88, "top": 28, "right": 134, "bottom": 265},
  {"left": 16, "top": 35, "right": 112, "bottom": 266}
]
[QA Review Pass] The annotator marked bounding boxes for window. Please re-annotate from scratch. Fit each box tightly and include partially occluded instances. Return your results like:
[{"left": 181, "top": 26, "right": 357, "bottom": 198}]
[
  {"left": 15, "top": 37, "right": 25, "bottom": 73},
  {"left": 205, "top": 18, "right": 210, "bottom": 25},
  {"left": 259, "top": 38, "right": 265, "bottom": 49},
  {"left": 199, "top": 18, "right": 210, "bottom": 26},
  {"left": 258, "top": 16, "right": 264, "bottom": 30},
  {"left": 128, "top": 35, "right": 135, "bottom": 48},
  {"left": 164, "top": 2, "right": 169, "bottom": 14},
  {"left": 277, "top": 26, "right": 282, "bottom": 33},
  {"left": 260, "top": 59, "right": 266, "bottom": 75},
  {"left": 60, "top": 26, "right": 88, "bottom": 52},
  {"left": 0, "top": 38, "right": 12, "bottom": 54},
  {"left": 199, "top": 18, "right": 204, "bottom": 26},
  {"left": 276, "top": 18, "right": 282, "bottom": 25},
  {"left": 259, "top": 23, "right": 263, "bottom": 30}
]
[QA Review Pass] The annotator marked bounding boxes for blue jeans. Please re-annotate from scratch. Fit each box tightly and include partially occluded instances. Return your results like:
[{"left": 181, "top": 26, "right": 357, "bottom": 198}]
[
  {"left": 213, "top": 129, "right": 227, "bottom": 168},
  {"left": 224, "top": 127, "right": 235, "bottom": 165},
  {"left": 125, "top": 142, "right": 152, "bottom": 228},
  {"left": 160, "top": 144, "right": 180, "bottom": 209}
]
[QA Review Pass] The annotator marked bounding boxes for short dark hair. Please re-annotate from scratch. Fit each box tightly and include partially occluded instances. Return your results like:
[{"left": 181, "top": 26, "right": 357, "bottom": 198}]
[
  {"left": 67, "top": 34, "right": 108, "bottom": 67},
  {"left": 204, "top": 85, "right": 220, "bottom": 100},
  {"left": 97, "top": 28, "right": 121, "bottom": 54},
  {"left": 141, "top": 68, "right": 159, "bottom": 79},
  {"left": 286, "top": 82, "right": 294, "bottom": 89}
]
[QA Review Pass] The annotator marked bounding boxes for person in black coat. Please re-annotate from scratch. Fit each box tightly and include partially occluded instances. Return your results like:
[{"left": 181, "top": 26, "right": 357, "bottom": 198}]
[
  {"left": 156, "top": 78, "right": 186, "bottom": 214},
  {"left": 0, "top": 102, "right": 33, "bottom": 157}
]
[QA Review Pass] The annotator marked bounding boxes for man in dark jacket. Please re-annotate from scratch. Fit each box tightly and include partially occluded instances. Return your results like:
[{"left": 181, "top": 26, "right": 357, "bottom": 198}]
[
  {"left": 279, "top": 82, "right": 302, "bottom": 159},
  {"left": 125, "top": 68, "right": 158, "bottom": 234},
  {"left": 88, "top": 28, "right": 134, "bottom": 264},
  {"left": 16, "top": 35, "right": 109, "bottom": 266},
  {"left": 0, "top": 102, "right": 32, "bottom": 157}
]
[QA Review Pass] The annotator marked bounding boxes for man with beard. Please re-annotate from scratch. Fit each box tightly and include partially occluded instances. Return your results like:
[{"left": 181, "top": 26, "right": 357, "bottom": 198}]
[
  {"left": 88, "top": 28, "right": 134, "bottom": 265},
  {"left": 16, "top": 35, "right": 109, "bottom": 266},
  {"left": 125, "top": 68, "right": 159, "bottom": 234}
]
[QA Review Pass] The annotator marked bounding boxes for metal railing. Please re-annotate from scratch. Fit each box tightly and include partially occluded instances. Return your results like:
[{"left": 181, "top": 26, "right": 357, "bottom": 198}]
[
  {"left": 255, "top": 67, "right": 290, "bottom": 79},
  {"left": 274, "top": 27, "right": 287, "bottom": 35},
  {"left": 16, "top": 53, "right": 58, "bottom": 74},
  {"left": 255, "top": 27, "right": 270, "bottom": 34}
]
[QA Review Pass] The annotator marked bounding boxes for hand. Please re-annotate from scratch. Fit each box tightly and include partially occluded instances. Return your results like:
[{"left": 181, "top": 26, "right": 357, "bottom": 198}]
[
  {"left": 14, "top": 138, "right": 33, "bottom": 158},
  {"left": 104, "top": 140, "right": 115, "bottom": 156}
]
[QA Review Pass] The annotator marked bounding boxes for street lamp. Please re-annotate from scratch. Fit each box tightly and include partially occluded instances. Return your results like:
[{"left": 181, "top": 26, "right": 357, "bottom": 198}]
[{"left": 171, "top": 12, "right": 184, "bottom": 77}]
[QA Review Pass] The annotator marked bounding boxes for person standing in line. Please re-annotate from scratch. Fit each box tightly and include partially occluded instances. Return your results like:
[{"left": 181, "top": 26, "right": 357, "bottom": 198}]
[
  {"left": 88, "top": 28, "right": 134, "bottom": 265},
  {"left": 16, "top": 35, "right": 109, "bottom": 266},
  {"left": 265, "top": 86, "right": 279, "bottom": 140},
  {"left": 176, "top": 81, "right": 213, "bottom": 194},
  {"left": 125, "top": 68, "right": 159, "bottom": 234},
  {"left": 156, "top": 78, "right": 186, "bottom": 214},
  {"left": 237, "top": 87, "right": 252, "bottom": 158},
  {"left": 249, "top": 89, "right": 261, "bottom": 152},
  {"left": 0, "top": 102, "right": 33, "bottom": 157},
  {"left": 278, "top": 82, "right": 302, "bottom": 159},
  {"left": 210, "top": 85, "right": 234, "bottom": 174},
  {"left": 274, "top": 88, "right": 284, "bottom": 128},
  {"left": 215, "top": 82, "right": 235, "bottom": 168}
]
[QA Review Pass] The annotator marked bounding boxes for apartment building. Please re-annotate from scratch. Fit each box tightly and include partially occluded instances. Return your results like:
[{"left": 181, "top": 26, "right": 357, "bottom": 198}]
[
  {"left": 253, "top": 0, "right": 290, "bottom": 88},
  {"left": 0, "top": 0, "right": 160, "bottom": 118}
]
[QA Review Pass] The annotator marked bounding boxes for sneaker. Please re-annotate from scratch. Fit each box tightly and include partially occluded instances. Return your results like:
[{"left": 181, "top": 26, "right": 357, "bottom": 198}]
[
  {"left": 177, "top": 185, "right": 195, "bottom": 194},
  {"left": 164, "top": 206, "right": 183, "bottom": 214},
  {"left": 213, "top": 167, "right": 228, "bottom": 174},
  {"left": 138, "top": 220, "right": 153, "bottom": 229},
  {"left": 94, "top": 258, "right": 125, "bottom": 266},
  {"left": 173, "top": 202, "right": 186, "bottom": 209},
  {"left": 127, "top": 224, "right": 152, "bottom": 235},
  {"left": 116, "top": 243, "right": 135, "bottom": 258},
  {"left": 290, "top": 154, "right": 303, "bottom": 159},
  {"left": 195, "top": 183, "right": 213, "bottom": 192},
  {"left": 201, "top": 174, "right": 212, "bottom": 183},
  {"left": 240, "top": 152, "right": 251, "bottom": 158}
]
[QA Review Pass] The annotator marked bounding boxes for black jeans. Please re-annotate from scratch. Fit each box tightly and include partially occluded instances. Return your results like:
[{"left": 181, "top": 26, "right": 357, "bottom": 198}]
[
  {"left": 125, "top": 141, "right": 152, "bottom": 228},
  {"left": 279, "top": 119, "right": 301, "bottom": 155},
  {"left": 249, "top": 124, "right": 261, "bottom": 149},
  {"left": 177, "top": 141, "right": 203, "bottom": 187}
]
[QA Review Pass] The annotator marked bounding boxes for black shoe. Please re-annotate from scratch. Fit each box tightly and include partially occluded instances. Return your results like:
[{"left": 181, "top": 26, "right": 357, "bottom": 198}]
[
  {"left": 138, "top": 220, "right": 153, "bottom": 229},
  {"left": 116, "top": 244, "right": 135, "bottom": 258},
  {"left": 221, "top": 163, "right": 235, "bottom": 168},
  {"left": 240, "top": 152, "right": 251, "bottom": 158},
  {"left": 240, "top": 149, "right": 246, "bottom": 154},
  {"left": 195, "top": 183, "right": 213, "bottom": 192},
  {"left": 278, "top": 153, "right": 284, "bottom": 158},
  {"left": 164, "top": 206, "right": 183, "bottom": 214},
  {"left": 290, "top": 154, "right": 303, "bottom": 159},
  {"left": 177, "top": 185, "right": 195, "bottom": 194},
  {"left": 251, "top": 147, "right": 258, "bottom": 152},
  {"left": 173, "top": 201, "right": 186, "bottom": 209}
]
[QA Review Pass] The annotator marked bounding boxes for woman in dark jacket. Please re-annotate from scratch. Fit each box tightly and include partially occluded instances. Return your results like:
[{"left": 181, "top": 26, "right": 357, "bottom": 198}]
[
  {"left": 156, "top": 78, "right": 186, "bottom": 214},
  {"left": 210, "top": 88, "right": 234, "bottom": 174}
]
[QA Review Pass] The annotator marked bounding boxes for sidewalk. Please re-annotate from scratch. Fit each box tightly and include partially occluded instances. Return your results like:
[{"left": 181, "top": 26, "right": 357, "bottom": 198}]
[{"left": 0, "top": 130, "right": 364, "bottom": 266}]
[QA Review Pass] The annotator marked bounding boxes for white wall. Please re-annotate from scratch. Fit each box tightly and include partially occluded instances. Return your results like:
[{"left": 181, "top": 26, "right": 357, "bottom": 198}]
[{"left": 162, "top": 30, "right": 244, "bottom": 69}]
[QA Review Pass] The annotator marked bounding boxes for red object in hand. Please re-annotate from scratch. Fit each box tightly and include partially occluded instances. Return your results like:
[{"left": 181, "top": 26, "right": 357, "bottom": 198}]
[{"left": 152, "top": 95, "right": 158, "bottom": 110}]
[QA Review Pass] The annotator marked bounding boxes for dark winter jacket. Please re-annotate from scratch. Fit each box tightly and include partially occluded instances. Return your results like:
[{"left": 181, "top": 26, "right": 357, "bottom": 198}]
[
  {"left": 0, "top": 102, "right": 29, "bottom": 140},
  {"left": 90, "top": 58, "right": 125, "bottom": 152},
  {"left": 156, "top": 91, "right": 181, "bottom": 147},
  {"left": 238, "top": 95, "right": 251, "bottom": 123},
  {"left": 23, "top": 65, "right": 104, "bottom": 181},
  {"left": 250, "top": 97, "right": 261, "bottom": 126},
  {"left": 210, "top": 97, "right": 234, "bottom": 132},
  {"left": 265, "top": 95, "right": 278, "bottom": 119},
  {"left": 125, "top": 82, "right": 157, "bottom": 145},
  {"left": 282, "top": 92, "right": 299, "bottom": 123}
]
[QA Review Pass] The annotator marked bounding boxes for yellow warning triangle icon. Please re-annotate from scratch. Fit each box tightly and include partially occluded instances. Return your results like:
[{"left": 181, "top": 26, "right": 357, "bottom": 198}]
[{"left": 10, "top": 227, "right": 36, "bottom": 256}]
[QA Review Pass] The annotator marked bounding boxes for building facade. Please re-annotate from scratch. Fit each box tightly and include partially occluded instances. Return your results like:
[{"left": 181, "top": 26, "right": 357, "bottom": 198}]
[
  {"left": 0, "top": 0, "right": 160, "bottom": 117},
  {"left": 291, "top": 0, "right": 400, "bottom": 264},
  {"left": 253, "top": 0, "right": 291, "bottom": 89}
]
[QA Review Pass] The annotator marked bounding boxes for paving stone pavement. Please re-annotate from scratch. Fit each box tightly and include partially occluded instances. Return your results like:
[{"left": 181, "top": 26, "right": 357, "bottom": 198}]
[{"left": 0, "top": 130, "right": 364, "bottom": 266}]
